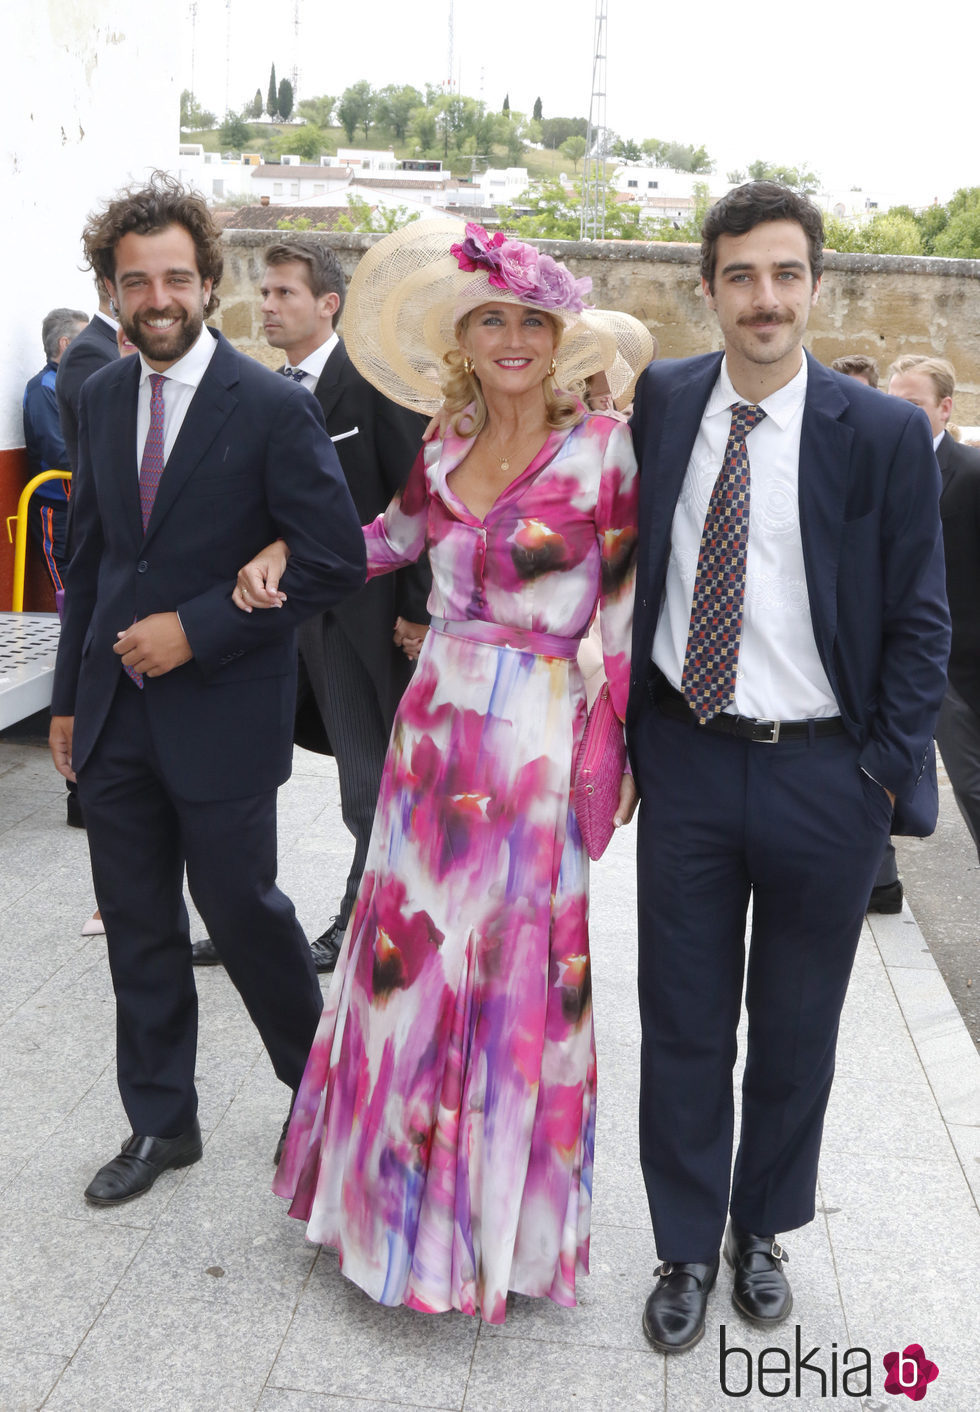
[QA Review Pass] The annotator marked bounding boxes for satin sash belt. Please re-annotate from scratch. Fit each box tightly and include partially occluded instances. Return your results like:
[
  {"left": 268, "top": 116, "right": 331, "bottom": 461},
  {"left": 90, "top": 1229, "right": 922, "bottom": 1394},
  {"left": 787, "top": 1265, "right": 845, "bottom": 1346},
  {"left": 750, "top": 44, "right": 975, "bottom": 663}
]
[{"left": 430, "top": 616, "right": 580, "bottom": 660}]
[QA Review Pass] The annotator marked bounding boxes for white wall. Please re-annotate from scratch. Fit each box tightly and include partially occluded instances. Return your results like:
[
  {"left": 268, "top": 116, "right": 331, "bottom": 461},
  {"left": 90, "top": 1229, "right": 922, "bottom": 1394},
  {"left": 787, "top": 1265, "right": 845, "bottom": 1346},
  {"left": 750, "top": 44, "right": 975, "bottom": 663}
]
[{"left": 4, "top": 3, "right": 179, "bottom": 451}]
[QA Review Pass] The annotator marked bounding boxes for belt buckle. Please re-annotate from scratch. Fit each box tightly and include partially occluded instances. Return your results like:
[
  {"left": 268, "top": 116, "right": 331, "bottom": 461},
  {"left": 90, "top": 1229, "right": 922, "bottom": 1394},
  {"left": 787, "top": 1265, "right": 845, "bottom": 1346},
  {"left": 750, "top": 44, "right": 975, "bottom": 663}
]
[{"left": 757, "top": 718, "right": 780, "bottom": 744}]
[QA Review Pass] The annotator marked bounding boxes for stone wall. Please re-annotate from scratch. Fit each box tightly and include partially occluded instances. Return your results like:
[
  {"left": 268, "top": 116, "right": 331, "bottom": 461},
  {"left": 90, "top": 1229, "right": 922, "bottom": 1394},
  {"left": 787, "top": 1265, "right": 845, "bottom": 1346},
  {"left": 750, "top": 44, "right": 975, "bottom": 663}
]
[{"left": 216, "top": 231, "right": 980, "bottom": 423}]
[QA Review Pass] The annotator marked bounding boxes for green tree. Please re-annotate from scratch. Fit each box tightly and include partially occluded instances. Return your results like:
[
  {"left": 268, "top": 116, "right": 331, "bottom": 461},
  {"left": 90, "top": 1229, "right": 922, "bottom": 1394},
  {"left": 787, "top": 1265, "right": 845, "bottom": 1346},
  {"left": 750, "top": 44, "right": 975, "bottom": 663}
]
[
  {"left": 409, "top": 104, "right": 438, "bottom": 153},
  {"left": 746, "top": 159, "right": 820, "bottom": 194},
  {"left": 267, "top": 123, "right": 329, "bottom": 161},
  {"left": 334, "top": 194, "right": 420, "bottom": 233},
  {"left": 251, "top": 88, "right": 264, "bottom": 119},
  {"left": 219, "top": 110, "right": 253, "bottom": 150},
  {"left": 932, "top": 199, "right": 980, "bottom": 257},
  {"left": 297, "top": 94, "right": 336, "bottom": 127},
  {"left": 267, "top": 65, "right": 278, "bottom": 119},
  {"left": 502, "top": 93, "right": 510, "bottom": 116},
  {"left": 337, "top": 80, "right": 373, "bottom": 142},
  {"left": 532, "top": 96, "right": 542, "bottom": 122},
  {"left": 180, "top": 90, "right": 217, "bottom": 130},
  {"left": 859, "top": 211, "right": 923, "bottom": 256},
  {"left": 375, "top": 84, "right": 425, "bottom": 141},
  {"left": 540, "top": 116, "right": 587, "bottom": 149},
  {"left": 277, "top": 78, "right": 294, "bottom": 122},
  {"left": 560, "top": 135, "right": 587, "bottom": 172},
  {"left": 613, "top": 138, "right": 643, "bottom": 163}
]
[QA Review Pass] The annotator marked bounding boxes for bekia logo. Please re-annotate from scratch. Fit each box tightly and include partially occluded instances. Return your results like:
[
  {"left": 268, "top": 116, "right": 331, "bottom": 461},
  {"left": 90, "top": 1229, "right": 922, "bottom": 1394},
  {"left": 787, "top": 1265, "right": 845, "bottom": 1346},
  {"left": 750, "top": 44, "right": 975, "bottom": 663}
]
[
  {"left": 718, "top": 1327, "right": 940, "bottom": 1400},
  {"left": 882, "top": 1344, "right": 939, "bottom": 1401}
]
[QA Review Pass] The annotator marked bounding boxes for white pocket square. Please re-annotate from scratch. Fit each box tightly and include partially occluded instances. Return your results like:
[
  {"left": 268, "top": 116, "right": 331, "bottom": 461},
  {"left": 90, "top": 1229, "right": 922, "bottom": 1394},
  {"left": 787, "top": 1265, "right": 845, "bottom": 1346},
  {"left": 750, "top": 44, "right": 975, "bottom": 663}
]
[{"left": 331, "top": 427, "right": 359, "bottom": 443}]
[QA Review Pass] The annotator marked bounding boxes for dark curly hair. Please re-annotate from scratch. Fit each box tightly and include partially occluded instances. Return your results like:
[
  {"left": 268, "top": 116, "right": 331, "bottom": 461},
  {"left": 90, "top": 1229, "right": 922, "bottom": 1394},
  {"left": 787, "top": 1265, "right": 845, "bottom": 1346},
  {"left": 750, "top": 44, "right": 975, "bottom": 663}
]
[
  {"left": 701, "top": 181, "right": 824, "bottom": 293},
  {"left": 81, "top": 171, "right": 223, "bottom": 317}
]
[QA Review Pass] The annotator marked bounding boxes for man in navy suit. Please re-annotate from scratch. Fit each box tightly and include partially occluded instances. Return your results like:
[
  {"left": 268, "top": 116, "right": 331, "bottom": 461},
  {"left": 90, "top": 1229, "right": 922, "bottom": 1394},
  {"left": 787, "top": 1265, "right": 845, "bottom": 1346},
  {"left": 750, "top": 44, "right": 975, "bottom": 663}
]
[
  {"left": 626, "top": 183, "right": 949, "bottom": 1352},
  {"left": 49, "top": 174, "right": 366, "bottom": 1206}
]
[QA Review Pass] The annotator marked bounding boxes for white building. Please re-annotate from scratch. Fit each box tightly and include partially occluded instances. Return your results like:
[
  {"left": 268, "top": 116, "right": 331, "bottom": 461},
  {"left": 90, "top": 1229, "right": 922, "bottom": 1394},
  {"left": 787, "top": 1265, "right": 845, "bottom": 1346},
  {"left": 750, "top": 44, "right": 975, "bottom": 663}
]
[
  {"left": 5, "top": 4, "right": 179, "bottom": 465},
  {"left": 176, "top": 145, "right": 255, "bottom": 204}
]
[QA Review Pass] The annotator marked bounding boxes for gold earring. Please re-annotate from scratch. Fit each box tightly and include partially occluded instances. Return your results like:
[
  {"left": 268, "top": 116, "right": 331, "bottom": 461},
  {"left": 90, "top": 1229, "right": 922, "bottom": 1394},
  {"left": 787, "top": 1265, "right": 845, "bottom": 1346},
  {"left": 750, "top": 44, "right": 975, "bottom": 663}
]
[
  {"left": 548, "top": 357, "right": 557, "bottom": 377},
  {"left": 463, "top": 356, "right": 475, "bottom": 375}
]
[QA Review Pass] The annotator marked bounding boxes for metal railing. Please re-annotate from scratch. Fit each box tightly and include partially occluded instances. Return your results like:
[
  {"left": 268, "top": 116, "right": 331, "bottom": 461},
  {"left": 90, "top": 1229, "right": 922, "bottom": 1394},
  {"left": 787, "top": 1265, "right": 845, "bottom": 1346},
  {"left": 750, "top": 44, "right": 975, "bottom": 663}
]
[{"left": 6, "top": 470, "right": 71, "bottom": 611}]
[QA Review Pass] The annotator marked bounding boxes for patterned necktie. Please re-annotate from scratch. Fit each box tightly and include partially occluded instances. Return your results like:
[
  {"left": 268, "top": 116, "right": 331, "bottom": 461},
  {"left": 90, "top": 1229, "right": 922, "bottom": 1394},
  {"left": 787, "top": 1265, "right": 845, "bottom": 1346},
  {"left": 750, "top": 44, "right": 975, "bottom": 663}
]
[
  {"left": 139, "top": 373, "right": 167, "bottom": 533},
  {"left": 280, "top": 366, "right": 307, "bottom": 382},
  {"left": 125, "top": 373, "right": 168, "bottom": 689},
  {"left": 681, "top": 402, "right": 767, "bottom": 721}
]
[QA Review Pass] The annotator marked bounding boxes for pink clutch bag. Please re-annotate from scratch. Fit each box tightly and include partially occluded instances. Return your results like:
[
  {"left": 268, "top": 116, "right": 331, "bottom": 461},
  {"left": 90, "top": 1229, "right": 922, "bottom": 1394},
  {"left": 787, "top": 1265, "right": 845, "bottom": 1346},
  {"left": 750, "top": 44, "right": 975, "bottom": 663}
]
[{"left": 572, "top": 681, "right": 627, "bottom": 860}]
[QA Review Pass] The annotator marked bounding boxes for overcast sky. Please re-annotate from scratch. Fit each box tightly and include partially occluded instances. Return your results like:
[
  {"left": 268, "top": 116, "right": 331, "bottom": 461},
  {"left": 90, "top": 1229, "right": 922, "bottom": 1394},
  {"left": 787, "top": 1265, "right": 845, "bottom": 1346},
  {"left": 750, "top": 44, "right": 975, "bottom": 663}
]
[{"left": 181, "top": 0, "right": 976, "bottom": 207}]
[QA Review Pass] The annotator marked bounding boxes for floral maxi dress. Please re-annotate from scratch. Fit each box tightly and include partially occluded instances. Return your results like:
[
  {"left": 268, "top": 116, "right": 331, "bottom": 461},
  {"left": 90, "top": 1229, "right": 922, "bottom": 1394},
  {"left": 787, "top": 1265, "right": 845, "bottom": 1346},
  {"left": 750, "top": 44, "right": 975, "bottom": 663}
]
[{"left": 273, "top": 411, "right": 638, "bottom": 1324}]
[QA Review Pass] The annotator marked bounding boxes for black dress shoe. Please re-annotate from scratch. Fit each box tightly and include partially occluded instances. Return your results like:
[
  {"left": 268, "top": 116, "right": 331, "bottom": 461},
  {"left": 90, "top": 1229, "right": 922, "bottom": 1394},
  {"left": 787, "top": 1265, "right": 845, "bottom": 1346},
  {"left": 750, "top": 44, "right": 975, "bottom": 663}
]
[
  {"left": 66, "top": 791, "right": 85, "bottom": 829},
  {"left": 190, "top": 936, "right": 221, "bottom": 966},
  {"left": 723, "top": 1220, "right": 793, "bottom": 1325},
  {"left": 84, "top": 1120, "right": 203, "bottom": 1205},
  {"left": 867, "top": 879, "right": 903, "bottom": 914},
  {"left": 310, "top": 916, "right": 344, "bottom": 973},
  {"left": 642, "top": 1258, "right": 719, "bottom": 1353}
]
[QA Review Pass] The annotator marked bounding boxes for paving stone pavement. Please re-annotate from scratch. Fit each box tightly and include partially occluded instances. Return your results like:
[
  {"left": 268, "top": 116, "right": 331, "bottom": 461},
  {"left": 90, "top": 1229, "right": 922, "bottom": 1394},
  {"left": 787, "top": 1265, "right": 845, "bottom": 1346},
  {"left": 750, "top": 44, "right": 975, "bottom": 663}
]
[{"left": 1, "top": 735, "right": 977, "bottom": 1411}]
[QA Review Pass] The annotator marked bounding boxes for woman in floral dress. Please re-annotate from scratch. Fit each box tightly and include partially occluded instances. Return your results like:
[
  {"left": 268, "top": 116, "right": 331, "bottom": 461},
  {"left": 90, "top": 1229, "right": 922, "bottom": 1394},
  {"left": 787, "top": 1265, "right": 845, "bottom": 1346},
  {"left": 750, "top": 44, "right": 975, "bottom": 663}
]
[{"left": 240, "top": 222, "right": 645, "bottom": 1323}]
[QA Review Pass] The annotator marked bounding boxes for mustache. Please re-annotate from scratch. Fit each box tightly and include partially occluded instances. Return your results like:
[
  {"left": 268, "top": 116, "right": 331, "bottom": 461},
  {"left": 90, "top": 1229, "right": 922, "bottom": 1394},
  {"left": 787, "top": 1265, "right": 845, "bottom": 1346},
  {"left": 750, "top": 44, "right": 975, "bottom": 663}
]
[{"left": 739, "top": 312, "right": 792, "bottom": 327}]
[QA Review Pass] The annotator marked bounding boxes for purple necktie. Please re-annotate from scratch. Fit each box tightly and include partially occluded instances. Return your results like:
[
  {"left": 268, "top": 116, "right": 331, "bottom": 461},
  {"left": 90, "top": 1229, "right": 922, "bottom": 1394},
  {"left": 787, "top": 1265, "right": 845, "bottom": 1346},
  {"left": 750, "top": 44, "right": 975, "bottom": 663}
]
[
  {"left": 681, "top": 402, "right": 766, "bottom": 721},
  {"left": 139, "top": 373, "right": 167, "bottom": 533},
  {"left": 125, "top": 372, "right": 168, "bottom": 688}
]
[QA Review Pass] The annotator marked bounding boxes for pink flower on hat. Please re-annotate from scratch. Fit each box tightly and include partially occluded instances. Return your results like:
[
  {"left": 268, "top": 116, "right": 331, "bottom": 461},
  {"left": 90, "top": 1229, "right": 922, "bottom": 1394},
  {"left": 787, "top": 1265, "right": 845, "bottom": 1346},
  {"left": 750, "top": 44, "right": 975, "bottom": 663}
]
[
  {"left": 451, "top": 224, "right": 506, "bottom": 273},
  {"left": 450, "top": 222, "right": 592, "bottom": 315}
]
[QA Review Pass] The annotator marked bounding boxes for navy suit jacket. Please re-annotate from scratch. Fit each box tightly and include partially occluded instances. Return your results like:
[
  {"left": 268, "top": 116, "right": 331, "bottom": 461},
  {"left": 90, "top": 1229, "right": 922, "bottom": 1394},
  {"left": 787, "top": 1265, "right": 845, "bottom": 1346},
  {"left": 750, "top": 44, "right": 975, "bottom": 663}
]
[
  {"left": 626, "top": 350, "right": 951, "bottom": 835},
  {"left": 55, "top": 314, "right": 119, "bottom": 473},
  {"left": 936, "top": 430, "right": 980, "bottom": 716},
  {"left": 52, "top": 329, "right": 366, "bottom": 801}
]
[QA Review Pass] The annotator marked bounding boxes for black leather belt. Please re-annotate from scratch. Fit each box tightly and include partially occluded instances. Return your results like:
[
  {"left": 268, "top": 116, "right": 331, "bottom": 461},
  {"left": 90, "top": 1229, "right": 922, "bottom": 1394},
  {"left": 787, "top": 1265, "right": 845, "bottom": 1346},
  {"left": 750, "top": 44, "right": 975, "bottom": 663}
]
[{"left": 650, "top": 677, "right": 845, "bottom": 744}]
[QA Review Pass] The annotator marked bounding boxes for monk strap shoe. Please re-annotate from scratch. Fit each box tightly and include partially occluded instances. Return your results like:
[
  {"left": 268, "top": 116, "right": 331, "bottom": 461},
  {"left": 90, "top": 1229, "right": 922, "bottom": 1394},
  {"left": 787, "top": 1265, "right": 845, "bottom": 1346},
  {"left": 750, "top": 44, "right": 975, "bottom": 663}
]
[
  {"left": 724, "top": 1220, "right": 793, "bottom": 1325},
  {"left": 84, "top": 1120, "right": 203, "bottom": 1205},
  {"left": 642, "top": 1257, "right": 719, "bottom": 1353}
]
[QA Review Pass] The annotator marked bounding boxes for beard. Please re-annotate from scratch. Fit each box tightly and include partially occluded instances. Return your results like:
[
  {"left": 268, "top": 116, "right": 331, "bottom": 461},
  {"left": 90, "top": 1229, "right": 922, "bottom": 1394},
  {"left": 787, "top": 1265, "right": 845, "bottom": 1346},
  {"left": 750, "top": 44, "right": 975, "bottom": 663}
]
[{"left": 122, "top": 304, "right": 204, "bottom": 365}]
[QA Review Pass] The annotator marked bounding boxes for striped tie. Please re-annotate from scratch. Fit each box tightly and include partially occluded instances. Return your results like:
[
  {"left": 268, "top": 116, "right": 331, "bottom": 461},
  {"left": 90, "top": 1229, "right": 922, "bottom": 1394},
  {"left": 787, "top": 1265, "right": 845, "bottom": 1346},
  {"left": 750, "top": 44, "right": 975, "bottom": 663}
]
[{"left": 681, "top": 402, "right": 766, "bottom": 721}]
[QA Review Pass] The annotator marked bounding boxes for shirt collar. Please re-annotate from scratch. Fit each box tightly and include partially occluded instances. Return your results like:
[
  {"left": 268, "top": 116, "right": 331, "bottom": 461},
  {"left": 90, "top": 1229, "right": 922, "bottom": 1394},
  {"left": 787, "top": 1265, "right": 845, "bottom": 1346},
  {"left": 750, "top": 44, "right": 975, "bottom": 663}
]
[
  {"left": 706, "top": 354, "right": 809, "bottom": 431},
  {"left": 138, "top": 325, "right": 216, "bottom": 389},
  {"left": 934, "top": 430, "right": 945, "bottom": 451},
  {"left": 95, "top": 309, "right": 119, "bottom": 331},
  {"left": 288, "top": 332, "right": 339, "bottom": 380}
]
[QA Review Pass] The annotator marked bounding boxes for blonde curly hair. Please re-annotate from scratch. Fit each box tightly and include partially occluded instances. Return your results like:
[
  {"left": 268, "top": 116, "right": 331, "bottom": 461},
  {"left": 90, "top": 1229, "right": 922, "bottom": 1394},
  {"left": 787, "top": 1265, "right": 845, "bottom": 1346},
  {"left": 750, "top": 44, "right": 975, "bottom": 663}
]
[{"left": 441, "top": 310, "right": 585, "bottom": 438}]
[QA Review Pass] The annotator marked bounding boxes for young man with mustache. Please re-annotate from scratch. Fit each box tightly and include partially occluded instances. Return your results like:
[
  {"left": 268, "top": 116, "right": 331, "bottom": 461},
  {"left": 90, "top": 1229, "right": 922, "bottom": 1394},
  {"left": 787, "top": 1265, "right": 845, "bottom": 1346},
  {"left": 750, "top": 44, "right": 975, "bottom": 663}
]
[{"left": 626, "top": 182, "right": 950, "bottom": 1352}]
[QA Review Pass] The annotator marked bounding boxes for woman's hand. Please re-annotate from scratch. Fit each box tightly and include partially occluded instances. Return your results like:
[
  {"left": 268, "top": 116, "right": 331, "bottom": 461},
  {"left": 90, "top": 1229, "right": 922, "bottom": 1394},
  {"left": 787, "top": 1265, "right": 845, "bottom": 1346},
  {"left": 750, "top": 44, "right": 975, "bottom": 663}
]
[
  {"left": 613, "top": 773, "right": 639, "bottom": 829},
  {"left": 233, "top": 539, "right": 290, "bottom": 612},
  {"left": 393, "top": 617, "right": 428, "bottom": 660}
]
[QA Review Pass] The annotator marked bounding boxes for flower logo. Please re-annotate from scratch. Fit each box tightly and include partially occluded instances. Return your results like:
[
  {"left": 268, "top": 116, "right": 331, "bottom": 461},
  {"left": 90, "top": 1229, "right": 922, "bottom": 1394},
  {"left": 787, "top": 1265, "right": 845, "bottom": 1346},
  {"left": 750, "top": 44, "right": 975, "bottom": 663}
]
[{"left": 883, "top": 1344, "right": 939, "bottom": 1400}]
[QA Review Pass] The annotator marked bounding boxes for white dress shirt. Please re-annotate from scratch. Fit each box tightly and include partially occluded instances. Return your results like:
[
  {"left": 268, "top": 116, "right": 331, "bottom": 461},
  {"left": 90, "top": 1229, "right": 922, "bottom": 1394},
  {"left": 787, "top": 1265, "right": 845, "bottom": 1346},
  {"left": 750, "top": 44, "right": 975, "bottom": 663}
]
[
  {"left": 283, "top": 332, "right": 338, "bottom": 395},
  {"left": 652, "top": 356, "right": 838, "bottom": 720},
  {"left": 135, "top": 325, "right": 218, "bottom": 468}
]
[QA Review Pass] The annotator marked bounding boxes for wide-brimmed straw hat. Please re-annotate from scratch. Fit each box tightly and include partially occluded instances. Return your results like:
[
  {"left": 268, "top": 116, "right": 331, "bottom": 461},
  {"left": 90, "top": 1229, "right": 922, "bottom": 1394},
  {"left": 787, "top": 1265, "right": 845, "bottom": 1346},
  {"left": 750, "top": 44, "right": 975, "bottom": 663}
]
[{"left": 343, "top": 218, "right": 654, "bottom": 414}]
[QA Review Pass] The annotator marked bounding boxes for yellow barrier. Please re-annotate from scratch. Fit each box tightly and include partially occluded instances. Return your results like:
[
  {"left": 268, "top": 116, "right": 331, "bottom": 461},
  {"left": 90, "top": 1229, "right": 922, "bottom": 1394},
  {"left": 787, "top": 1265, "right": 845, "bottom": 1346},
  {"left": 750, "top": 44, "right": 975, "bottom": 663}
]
[{"left": 6, "top": 470, "right": 71, "bottom": 612}]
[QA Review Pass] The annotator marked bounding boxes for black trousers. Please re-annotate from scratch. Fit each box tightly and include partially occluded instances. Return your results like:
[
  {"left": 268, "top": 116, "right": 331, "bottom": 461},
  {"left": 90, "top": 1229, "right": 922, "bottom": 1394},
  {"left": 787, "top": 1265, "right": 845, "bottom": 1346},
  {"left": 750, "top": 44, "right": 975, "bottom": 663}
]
[
  {"left": 77, "top": 679, "right": 323, "bottom": 1137},
  {"left": 298, "top": 614, "right": 390, "bottom": 927},
  {"left": 634, "top": 696, "right": 891, "bottom": 1261}
]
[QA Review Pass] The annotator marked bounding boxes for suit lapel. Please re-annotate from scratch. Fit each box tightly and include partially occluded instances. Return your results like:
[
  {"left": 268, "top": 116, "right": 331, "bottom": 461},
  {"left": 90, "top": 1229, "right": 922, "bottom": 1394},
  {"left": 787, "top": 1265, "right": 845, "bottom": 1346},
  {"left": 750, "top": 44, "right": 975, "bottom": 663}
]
[
  {"left": 936, "top": 431, "right": 956, "bottom": 501},
  {"left": 313, "top": 339, "right": 348, "bottom": 425},
  {"left": 110, "top": 357, "right": 143, "bottom": 546},
  {"left": 141, "top": 332, "right": 238, "bottom": 545},
  {"left": 798, "top": 352, "right": 853, "bottom": 653},
  {"left": 640, "top": 356, "right": 721, "bottom": 596}
]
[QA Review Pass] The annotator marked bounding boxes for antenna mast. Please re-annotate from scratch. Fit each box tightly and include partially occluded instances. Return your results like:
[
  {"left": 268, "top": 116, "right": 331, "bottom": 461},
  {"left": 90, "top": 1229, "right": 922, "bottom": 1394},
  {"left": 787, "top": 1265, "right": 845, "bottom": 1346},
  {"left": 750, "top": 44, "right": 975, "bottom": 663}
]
[{"left": 580, "top": 0, "right": 608, "bottom": 240}]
